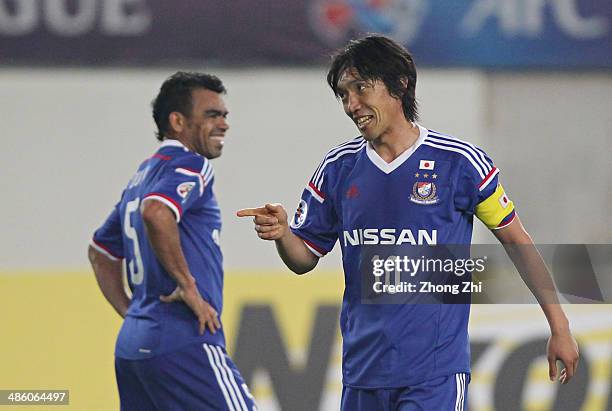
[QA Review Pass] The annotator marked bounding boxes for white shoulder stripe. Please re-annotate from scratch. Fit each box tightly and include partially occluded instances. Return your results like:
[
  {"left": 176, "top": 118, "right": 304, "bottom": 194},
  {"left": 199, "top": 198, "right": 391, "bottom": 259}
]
[
  {"left": 313, "top": 140, "right": 366, "bottom": 187},
  {"left": 425, "top": 135, "right": 491, "bottom": 177},
  {"left": 422, "top": 140, "right": 486, "bottom": 179},
  {"left": 312, "top": 138, "right": 364, "bottom": 180},
  {"left": 430, "top": 130, "right": 489, "bottom": 158},
  {"left": 323, "top": 136, "right": 364, "bottom": 160},
  {"left": 312, "top": 137, "right": 364, "bottom": 183},
  {"left": 429, "top": 130, "right": 491, "bottom": 171},
  {"left": 203, "top": 165, "right": 215, "bottom": 186},
  {"left": 201, "top": 159, "right": 209, "bottom": 174},
  {"left": 428, "top": 129, "right": 485, "bottom": 151},
  {"left": 201, "top": 160, "right": 215, "bottom": 184}
]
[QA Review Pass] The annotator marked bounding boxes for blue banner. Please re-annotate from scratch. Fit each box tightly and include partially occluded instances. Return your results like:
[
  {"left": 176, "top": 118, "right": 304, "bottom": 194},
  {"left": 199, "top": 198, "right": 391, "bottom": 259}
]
[
  {"left": 0, "top": 0, "right": 609, "bottom": 68},
  {"left": 325, "top": 0, "right": 611, "bottom": 68}
]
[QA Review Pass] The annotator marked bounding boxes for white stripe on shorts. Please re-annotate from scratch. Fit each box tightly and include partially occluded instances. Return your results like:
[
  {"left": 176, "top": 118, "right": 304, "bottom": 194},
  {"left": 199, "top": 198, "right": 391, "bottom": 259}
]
[
  {"left": 203, "top": 344, "right": 236, "bottom": 411},
  {"left": 455, "top": 373, "right": 466, "bottom": 411},
  {"left": 209, "top": 345, "right": 245, "bottom": 411},
  {"left": 215, "top": 346, "right": 249, "bottom": 411}
]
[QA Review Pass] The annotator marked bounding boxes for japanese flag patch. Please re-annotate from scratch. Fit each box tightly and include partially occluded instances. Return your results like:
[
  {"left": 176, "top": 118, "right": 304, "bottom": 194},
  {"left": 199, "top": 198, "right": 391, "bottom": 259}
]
[
  {"left": 498, "top": 191, "right": 511, "bottom": 209},
  {"left": 419, "top": 160, "right": 435, "bottom": 170}
]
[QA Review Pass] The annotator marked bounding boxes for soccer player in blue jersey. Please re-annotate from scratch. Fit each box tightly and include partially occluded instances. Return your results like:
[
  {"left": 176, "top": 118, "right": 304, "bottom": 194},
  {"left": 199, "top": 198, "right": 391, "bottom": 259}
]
[
  {"left": 89, "top": 72, "right": 257, "bottom": 411},
  {"left": 238, "top": 36, "right": 579, "bottom": 410}
]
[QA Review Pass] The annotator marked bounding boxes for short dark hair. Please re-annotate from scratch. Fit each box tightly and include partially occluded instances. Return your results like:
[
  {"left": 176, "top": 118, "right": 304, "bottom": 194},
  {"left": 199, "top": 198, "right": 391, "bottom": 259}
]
[
  {"left": 152, "top": 71, "right": 226, "bottom": 141},
  {"left": 327, "top": 35, "right": 419, "bottom": 122}
]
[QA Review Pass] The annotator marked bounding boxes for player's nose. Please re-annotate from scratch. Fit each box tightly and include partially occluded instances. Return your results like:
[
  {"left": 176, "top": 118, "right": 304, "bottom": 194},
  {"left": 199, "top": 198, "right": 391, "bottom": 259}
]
[
  {"left": 345, "top": 94, "right": 362, "bottom": 116},
  {"left": 218, "top": 117, "right": 229, "bottom": 132}
]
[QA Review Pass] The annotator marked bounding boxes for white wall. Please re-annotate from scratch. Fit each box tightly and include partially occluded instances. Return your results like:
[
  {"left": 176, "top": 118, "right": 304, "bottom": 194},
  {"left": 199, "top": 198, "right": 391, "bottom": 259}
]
[
  {"left": 0, "top": 68, "right": 610, "bottom": 270},
  {"left": 484, "top": 72, "right": 612, "bottom": 244}
]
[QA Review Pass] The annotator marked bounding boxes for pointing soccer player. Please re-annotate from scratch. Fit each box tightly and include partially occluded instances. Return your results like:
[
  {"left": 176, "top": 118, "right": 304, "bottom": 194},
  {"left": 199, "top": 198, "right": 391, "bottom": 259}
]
[
  {"left": 89, "top": 72, "right": 257, "bottom": 411},
  {"left": 238, "top": 36, "right": 578, "bottom": 410}
]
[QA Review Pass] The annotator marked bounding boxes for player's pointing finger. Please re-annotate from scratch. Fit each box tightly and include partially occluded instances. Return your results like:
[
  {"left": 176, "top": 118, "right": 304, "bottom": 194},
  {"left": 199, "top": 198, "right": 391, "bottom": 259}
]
[{"left": 236, "top": 207, "right": 268, "bottom": 217}]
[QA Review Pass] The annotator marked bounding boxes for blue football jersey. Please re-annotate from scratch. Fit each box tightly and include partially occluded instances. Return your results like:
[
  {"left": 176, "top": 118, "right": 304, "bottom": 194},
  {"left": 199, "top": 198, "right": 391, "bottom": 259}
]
[
  {"left": 290, "top": 125, "right": 515, "bottom": 388},
  {"left": 92, "top": 139, "right": 225, "bottom": 360}
]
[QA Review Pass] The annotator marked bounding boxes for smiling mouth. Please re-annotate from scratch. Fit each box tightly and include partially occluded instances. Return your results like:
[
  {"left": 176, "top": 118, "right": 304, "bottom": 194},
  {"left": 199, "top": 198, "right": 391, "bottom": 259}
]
[
  {"left": 210, "top": 136, "right": 225, "bottom": 146},
  {"left": 355, "top": 116, "right": 373, "bottom": 129}
]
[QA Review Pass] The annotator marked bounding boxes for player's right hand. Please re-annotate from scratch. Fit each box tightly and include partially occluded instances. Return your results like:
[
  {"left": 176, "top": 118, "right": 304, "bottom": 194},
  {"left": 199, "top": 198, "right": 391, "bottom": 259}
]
[
  {"left": 236, "top": 203, "right": 289, "bottom": 241},
  {"left": 160, "top": 286, "right": 221, "bottom": 335}
]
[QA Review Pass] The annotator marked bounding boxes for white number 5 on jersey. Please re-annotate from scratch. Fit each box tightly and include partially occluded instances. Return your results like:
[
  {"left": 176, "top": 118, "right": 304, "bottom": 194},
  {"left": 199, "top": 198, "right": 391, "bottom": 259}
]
[{"left": 124, "top": 198, "right": 144, "bottom": 285}]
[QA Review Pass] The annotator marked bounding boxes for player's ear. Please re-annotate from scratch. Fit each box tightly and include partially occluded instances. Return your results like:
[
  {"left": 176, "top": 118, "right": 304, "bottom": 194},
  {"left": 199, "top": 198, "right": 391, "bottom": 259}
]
[{"left": 168, "top": 111, "right": 186, "bottom": 134}]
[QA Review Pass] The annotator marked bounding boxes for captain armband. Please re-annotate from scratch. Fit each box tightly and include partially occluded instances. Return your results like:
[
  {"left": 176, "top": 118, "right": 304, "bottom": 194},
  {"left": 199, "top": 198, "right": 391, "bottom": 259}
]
[{"left": 475, "top": 183, "right": 516, "bottom": 230}]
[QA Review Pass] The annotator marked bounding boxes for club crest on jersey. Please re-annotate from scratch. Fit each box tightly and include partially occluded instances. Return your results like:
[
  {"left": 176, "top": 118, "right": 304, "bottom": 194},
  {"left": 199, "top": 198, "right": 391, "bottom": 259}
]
[
  {"left": 177, "top": 182, "right": 196, "bottom": 200},
  {"left": 290, "top": 199, "right": 308, "bottom": 229},
  {"left": 411, "top": 181, "right": 439, "bottom": 205}
]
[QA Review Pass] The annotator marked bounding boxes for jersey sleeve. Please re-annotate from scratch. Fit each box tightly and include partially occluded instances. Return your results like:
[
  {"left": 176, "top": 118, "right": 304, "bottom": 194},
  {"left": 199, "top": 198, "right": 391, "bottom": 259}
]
[
  {"left": 91, "top": 199, "right": 124, "bottom": 261},
  {"left": 289, "top": 164, "right": 339, "bottom": 258},
  {"left": 454, "top": 149, "right": 516, "bottom": 230},
  {"left": 142, "top": 155, "right": 214, "bottom": 222}
]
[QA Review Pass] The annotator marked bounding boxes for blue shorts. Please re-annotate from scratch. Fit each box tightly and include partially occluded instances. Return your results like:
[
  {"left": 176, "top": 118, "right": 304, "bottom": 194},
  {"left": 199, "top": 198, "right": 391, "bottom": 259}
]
[
  {"left": 341, "top": 373, "right": 469, "bottom": 411},
  {"left": 115, "top": 343, "right": 257, "bottom": 411}
]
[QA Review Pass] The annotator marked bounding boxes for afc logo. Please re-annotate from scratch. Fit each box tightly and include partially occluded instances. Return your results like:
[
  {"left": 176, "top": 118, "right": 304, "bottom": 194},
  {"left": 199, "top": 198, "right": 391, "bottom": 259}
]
[{"left": 290, "top": 200, "right": 308, "bottom": 229}]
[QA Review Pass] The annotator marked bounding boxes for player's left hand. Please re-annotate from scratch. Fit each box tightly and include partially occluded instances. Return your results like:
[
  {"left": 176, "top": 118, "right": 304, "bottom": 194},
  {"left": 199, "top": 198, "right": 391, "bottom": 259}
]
[{"left": 547, "top": 331, "right": 579, "bottom": 384}]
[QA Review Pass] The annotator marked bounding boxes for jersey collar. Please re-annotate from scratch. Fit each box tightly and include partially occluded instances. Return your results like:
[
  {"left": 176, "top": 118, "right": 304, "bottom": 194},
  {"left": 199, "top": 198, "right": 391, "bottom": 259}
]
[
  {"left": 159, "top": 139, "right": 189, "bottom": 151},
  {"left": 366, "top": 124, "right": 427, "bottom": 174}
]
